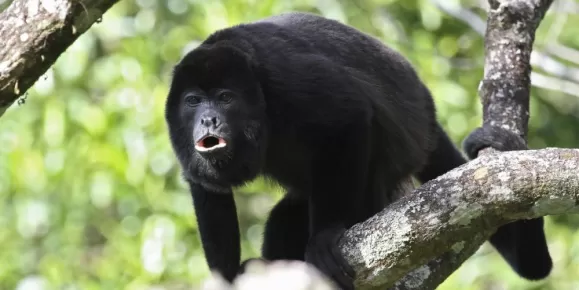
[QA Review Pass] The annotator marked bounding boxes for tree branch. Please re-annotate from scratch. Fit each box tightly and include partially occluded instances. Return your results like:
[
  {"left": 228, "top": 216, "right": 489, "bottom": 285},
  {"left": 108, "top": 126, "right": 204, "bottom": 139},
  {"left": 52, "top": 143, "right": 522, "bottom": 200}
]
[
  {"left": 383, "top": 1, "right": 555, "bottom": 289},
  {"left": 0, "top": 0, "right": 120, "bottom": 117},
  {"left": 480, "top": 0, "right": 554, "bottom": 139},
  {"left": 341, "top": 148, "right": 579, "bottom": 289}
]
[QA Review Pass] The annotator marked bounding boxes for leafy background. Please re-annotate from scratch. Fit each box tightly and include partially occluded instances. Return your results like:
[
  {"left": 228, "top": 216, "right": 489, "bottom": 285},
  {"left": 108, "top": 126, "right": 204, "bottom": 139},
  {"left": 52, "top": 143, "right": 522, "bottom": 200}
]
[{"left": 1, "top": 0, "right": 578, "bottom": 289}]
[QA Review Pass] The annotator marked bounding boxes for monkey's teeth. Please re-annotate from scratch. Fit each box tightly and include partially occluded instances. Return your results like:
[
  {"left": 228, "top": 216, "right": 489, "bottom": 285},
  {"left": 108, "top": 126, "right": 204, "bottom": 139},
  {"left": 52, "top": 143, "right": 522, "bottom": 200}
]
[{"left": 195, "top": 142, "right": 227, "bottom": 152}]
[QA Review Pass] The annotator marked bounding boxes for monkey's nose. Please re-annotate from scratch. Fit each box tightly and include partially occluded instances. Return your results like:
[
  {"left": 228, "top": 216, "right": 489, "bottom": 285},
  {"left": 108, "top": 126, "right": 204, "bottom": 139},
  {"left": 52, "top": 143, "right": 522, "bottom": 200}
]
[{"left": 200, "top": 115, "right": 221, "bottom": 128}]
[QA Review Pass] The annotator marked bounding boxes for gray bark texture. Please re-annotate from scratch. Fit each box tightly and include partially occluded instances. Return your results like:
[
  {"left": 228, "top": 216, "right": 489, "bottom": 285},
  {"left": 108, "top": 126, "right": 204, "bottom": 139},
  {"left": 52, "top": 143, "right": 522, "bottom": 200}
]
[
  {"left": 341, "top": 148, "right": 578, "bottom": 289},
  {"left": 376, "top": 0, "right": 557, "bottom": 289},
  {"left": 0, "top": 0, "right": 120, "bottom": 117},
  {"left": 479, "top": 0, "right": 554, "bottom": 140}
]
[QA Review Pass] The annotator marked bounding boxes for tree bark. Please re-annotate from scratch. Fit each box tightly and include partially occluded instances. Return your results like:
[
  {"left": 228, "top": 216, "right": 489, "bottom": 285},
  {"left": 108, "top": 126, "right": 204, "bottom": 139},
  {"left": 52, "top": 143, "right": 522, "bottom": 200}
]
[
  {"left": 0, "top": 0, "right": 120, "bottom": 116},
  {"left": 341, "top": 148, "right": 578, "bottom": 289},
  {"left": 383, "top": 1, "right": 555, "bottom": 289},
  {"left": 479, "top": 0, "right": 554, "bottom": 140}
]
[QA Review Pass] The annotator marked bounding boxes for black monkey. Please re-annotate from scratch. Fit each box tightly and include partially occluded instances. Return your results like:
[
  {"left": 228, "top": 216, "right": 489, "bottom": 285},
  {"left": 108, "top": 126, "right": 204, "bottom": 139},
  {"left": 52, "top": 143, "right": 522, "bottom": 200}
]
[
  {"left": 464, "top": 126, "right": 553, "bottom": 280},
  {"left": 164, "top": 12, "right": 550, "bottom": 289}
]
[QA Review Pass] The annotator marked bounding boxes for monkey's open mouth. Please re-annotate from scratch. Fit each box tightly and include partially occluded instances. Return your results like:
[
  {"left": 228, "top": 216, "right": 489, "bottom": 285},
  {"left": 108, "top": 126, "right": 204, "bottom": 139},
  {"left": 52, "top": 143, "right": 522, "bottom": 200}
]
[{"left": 195, "top": 135, "right": 227, "bottom": 152}]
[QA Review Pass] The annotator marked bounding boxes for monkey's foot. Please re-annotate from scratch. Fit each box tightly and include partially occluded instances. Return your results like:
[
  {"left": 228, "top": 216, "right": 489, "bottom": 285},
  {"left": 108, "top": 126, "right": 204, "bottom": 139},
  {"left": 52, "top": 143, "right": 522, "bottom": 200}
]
[{"left": 305, "top": 226, "right": 355, "bottom": 290}]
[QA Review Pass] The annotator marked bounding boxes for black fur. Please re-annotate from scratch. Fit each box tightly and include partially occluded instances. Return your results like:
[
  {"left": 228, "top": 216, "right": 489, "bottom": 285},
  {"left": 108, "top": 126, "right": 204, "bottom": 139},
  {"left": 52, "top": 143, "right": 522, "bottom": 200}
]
[
  {"left": 463, "top": 126, "right": 553, "bottom": 280},
  {"left": 164, "top": 12, "right": 549, "bottom": 288}
]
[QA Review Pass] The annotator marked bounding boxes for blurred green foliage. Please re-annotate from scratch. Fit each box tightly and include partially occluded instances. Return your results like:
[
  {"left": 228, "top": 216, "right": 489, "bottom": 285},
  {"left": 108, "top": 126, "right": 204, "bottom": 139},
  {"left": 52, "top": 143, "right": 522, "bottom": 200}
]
[{"left": 1, "top": 0, "right": 579, "bottom": 289}]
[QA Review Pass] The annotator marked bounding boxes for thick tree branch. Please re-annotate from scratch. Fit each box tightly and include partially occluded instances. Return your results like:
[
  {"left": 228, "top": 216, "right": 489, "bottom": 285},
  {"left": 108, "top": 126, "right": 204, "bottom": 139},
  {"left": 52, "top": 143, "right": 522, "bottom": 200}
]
[
  {"left": 0, "top": 0, "right": 120, "bottom": 117},
  {"left": 341, "top": 148, "right": 579, "bottom": 289}
]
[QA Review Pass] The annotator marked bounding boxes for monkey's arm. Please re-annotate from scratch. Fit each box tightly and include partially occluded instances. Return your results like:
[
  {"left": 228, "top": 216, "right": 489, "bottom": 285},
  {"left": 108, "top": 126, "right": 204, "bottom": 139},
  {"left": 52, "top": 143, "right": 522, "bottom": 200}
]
[{"left": 189, "top": 182, "right": 241, "bottom": 282}]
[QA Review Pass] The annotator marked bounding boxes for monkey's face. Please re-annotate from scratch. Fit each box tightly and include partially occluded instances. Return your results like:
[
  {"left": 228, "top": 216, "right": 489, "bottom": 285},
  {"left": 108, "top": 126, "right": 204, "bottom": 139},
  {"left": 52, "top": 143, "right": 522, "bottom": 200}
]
[{"left": 165, "top": 44, "right": 267, "bottom": 189}]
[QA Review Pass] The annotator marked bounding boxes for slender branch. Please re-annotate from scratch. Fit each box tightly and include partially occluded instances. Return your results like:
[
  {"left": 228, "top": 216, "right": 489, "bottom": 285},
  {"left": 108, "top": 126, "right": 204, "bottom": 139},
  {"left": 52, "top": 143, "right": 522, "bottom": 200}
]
[
  {"left": 530, "top": 71, "right": 579, "bottom": 98},
  {"left": 479, "top": 0, "right": 554, "bottom": 139},
  {"left": 530, "top": 51, "right": 579, "bottom": 84},
  {"left": 0, "top": 0, "right": 120, "bottom": 117},
  {"left": 545, "top": 44, "right": 579, "bottom": 67}
]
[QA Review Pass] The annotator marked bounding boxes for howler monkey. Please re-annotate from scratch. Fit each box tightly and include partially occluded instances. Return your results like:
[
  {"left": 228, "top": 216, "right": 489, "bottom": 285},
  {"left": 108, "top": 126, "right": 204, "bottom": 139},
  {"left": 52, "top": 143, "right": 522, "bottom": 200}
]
[{"left": 164, "top": 12, "right": 552, "bottom": 289}]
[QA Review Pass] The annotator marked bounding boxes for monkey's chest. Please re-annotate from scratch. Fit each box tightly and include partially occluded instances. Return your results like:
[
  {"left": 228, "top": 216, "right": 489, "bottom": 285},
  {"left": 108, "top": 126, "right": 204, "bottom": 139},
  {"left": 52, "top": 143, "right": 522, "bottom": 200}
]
[{"left": 262, "top": 137, "right": 313, "bottom": 192}]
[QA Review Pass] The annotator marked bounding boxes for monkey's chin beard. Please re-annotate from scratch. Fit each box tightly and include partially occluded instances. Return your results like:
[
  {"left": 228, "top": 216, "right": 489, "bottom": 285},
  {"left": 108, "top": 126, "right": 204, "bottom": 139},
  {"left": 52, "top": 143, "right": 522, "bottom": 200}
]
[{"left": 185, "top": 133, "right": 264, "bottom": 192}]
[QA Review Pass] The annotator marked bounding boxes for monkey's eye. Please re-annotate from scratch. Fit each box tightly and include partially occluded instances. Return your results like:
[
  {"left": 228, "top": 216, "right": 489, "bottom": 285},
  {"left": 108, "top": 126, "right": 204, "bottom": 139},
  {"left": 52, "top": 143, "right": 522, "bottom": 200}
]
[
  {"left": 184, "top": 94, "right": 202, "bottom": 106},
  {"left": 219, "top": 91, "right": 233, "bottom": 103}
]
